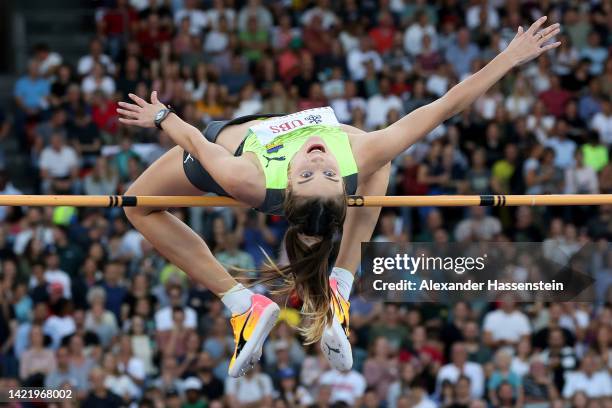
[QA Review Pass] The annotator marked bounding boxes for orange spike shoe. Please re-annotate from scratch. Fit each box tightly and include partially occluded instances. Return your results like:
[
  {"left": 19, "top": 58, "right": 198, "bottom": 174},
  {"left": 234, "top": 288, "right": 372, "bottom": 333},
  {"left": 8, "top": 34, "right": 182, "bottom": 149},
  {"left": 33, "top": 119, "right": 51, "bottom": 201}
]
[{"left": 228, "top": 294, "right": 280, "bottom": 377}]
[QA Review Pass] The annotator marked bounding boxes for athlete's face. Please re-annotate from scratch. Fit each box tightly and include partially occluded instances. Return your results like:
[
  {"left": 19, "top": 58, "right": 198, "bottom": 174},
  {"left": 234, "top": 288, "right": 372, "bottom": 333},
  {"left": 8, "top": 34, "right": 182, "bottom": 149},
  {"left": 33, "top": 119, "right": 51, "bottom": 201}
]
[{"left": 289, "top": 137, "right": 343, "bottom": 197}]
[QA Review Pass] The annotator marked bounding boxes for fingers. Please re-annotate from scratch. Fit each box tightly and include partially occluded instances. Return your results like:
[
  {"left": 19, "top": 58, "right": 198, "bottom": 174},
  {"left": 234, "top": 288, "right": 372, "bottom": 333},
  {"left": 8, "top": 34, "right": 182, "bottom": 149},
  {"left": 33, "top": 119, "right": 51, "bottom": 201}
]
[
  {"left": 526, "top": 15, "right": 547, "bottom": 35},
  {"left": 541, "top": 41, "right": 561, "bottom": 52},
  {"left": 538, "top": 23, "right": 561, "bottom": 45},
  {"left": 117, "top": 108, "right": 140, "bottom": 119},
  {"left": 514, "top": 26, "right": 524, "bottom": 39},
  {"left": 151, "top": 90, "right": 159, "bottom": 105},
  {"left": 118, "top": 101, "right": 141, "bottom": 113},
  {"left": 118, "top": 118, "right": 141, "bottom": 126},
  {"left": 128, "top": 93, "right": 148, "bottom": 108}
]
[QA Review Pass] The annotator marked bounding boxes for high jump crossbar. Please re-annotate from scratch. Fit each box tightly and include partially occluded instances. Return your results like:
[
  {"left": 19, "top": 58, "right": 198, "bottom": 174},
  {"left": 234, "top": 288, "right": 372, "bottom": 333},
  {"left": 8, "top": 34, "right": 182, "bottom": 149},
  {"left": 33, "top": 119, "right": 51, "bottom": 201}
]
[{"left": 0, "top": 194, "right": 610, "bottom": 208}]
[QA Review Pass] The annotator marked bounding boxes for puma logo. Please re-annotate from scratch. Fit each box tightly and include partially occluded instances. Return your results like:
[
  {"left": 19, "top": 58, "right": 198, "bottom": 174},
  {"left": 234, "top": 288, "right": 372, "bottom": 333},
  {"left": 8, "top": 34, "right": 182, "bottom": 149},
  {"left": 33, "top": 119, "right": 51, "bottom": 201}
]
[
  {"left": 263, "top": 155, "right": 286, "bottom": 168},
  {"left": 325, "top": 342, "right": 341, "bottom": 355}
]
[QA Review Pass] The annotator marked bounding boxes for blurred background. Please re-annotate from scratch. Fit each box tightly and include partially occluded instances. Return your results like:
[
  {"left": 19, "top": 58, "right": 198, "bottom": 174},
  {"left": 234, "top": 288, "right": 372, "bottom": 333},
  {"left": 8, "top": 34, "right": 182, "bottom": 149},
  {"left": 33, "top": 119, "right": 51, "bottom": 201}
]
[{"left": 0, "top": 0, "right": 611, "bottom": 407}]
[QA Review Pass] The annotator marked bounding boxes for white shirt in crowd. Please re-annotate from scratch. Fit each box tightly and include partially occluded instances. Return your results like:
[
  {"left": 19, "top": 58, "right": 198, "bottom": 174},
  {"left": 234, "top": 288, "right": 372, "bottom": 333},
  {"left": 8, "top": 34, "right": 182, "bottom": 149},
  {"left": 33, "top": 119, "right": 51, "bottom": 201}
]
[
  {"left": 403, "top": 23, "right": 438, "bottom": 56},
  {"left": 43, "top": 315, "right": 76, "bottom": 349},
  {"left": 204, "top": 30, "right": 230, "bottom": 53},
  {"left": 591, "top": 111, "right": 612, "bottom": 145},
  {"left": 38, "top": 52, "right": 63, "bottom": 76},
  {"left": 319, "top": 369, "right": 367, "bottom": 406},
  {"left": 346, "top": 49, "right": 382, "bottom": 81},
  {"left": 465, "top": 4, "right": 500, "bottom": 29},
  {"left": 105, "top": 374, "right": 140, "bottom": 400},
  {"left": 527, "top": 114, "right": 556, "bottom": 143},
  {"left": 301, "top": 7, "right": 338, "bottom": 29},
  {"left": 206, "top": 8, "right": 236, "bottom": 30},
  {"left": 330, "top": 97, "right": 367, "bottom": 124},
  {"left": 436, "top": 362, "right": 485, "bottom": 398},
  {"left": 81, "top": 75, "right": 116, "bottom": 97},
  {"left": 366, "top": 94, "right": 403, "bottom": 130},
  {"left": 154, "top": 305, "right": 197, "bottom": 331},
  {"left": 13, "top": 226, "right": 54, "bottom": 255},
  {"left": 225, "top": 372, "right": 274, "bottom": 405},
  {"left": 454, "top": 216, "right": 502, "bottom": 242},
  {"left": 564, "top": 166, "right": 599, "bottom": 194},
  {"left": 562, "top": 370, "right": 612, "bottom": 399},
  {"left": 43, "top": 269, "right": 72, "bottom": 299},
  {"left": 174, "top": 8, "right": 208, "bottom": 35},
  {"left": 118, "top": 356, "right": 146, "bottom": 383},
  {"left": 39, "top": 146, "right": 79, "bottom": 178},
  {"left": 483, "top": 309, "right": 532, "bottom": 343},
  {"left": 77, "top": 54, "right": 115, "bottom": 76},
  {"left": 426, "top": 73, "right": 449, "bottom": 98}
]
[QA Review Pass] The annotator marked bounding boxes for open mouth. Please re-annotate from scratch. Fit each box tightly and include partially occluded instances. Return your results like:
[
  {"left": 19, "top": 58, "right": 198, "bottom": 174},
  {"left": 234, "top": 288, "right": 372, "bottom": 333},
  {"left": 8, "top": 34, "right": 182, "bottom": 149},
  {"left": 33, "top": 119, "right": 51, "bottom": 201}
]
[{"left": 307, "top": 144, "right": 326, "bottom": 154}]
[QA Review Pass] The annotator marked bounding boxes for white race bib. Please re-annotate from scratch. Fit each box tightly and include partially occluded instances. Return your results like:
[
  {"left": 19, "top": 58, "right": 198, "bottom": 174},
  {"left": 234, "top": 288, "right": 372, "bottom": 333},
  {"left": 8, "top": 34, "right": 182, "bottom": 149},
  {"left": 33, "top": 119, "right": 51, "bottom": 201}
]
[{"left": 249, "top": 107, "right": 340, "bottom": 146}]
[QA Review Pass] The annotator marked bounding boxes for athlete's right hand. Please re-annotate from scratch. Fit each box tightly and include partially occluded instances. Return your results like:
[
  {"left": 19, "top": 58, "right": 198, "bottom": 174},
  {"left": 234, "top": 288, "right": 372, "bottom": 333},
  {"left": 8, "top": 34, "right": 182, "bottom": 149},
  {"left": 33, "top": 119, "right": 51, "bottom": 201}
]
[{"left": 117, "top": 91, "right": 167, "bottom": 128}]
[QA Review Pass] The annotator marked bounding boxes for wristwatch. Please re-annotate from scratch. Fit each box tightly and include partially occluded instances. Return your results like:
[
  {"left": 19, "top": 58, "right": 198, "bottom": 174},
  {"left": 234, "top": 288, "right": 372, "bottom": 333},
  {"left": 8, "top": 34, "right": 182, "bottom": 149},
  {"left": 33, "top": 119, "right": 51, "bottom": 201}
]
[{"left": 154, "top": 106, "right": 175, "bottom": 130}]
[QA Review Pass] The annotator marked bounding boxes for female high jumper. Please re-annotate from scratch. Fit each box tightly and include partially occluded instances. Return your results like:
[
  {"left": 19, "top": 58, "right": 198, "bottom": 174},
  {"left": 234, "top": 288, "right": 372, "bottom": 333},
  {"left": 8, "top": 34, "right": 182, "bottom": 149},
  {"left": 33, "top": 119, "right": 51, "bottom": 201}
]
[{"left": 117, "top": 17, "right": 560, "bottom": 377}]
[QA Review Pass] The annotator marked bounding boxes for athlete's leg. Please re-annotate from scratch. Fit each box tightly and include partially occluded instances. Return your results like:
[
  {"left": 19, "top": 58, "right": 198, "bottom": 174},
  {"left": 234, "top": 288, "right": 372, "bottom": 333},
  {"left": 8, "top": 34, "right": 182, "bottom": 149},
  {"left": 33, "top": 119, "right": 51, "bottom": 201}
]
[
  {"left": 123, "top": 145, "right": 237, "bottom": 295},
  {"left": 124, "top": 145, "right": 280, "bottom": 377}
]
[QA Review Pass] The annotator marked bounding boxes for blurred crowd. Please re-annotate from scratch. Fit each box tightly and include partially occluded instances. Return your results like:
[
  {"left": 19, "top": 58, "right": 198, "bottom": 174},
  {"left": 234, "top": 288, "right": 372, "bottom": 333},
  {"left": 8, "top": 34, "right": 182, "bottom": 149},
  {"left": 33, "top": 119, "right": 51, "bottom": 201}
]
[{"left": 0, "top": 0, "right": 611, "bottom": 407}]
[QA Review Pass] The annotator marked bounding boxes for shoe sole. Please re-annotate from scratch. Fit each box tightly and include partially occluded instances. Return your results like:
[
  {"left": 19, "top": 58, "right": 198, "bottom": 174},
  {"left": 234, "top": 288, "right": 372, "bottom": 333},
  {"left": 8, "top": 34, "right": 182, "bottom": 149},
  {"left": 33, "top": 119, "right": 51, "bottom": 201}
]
[
  {"left": 228, "top": 302, "right": 280, "bottom": 377},
  {"left": 321, "top": 318, "right": 353, "bottom": 371}
]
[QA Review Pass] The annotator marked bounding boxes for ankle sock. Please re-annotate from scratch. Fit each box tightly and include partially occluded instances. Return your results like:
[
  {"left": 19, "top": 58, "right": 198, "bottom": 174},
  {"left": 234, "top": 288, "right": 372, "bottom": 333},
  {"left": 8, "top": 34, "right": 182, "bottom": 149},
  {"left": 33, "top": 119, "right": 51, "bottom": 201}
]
[
  {"left": 221, "top": 283, "right": 253, "bottom": 315},
  {"left": 330, "top": 267, "right": 354, "bottom": 300}
]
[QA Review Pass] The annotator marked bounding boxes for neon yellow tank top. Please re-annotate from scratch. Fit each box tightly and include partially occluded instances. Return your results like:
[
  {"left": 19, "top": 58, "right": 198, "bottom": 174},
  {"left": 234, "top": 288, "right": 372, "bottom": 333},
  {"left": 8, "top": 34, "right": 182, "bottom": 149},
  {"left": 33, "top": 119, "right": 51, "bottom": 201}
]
[{"left": 241, "top": 107, "right": 359, "bottom": 190}]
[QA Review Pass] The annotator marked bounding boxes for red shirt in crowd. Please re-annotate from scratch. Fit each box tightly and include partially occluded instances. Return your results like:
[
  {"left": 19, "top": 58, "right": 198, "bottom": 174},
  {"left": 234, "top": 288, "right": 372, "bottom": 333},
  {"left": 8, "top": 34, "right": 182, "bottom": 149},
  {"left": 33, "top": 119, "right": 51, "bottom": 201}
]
[
  {"left": 538, "top": 87, "right": 572, "bottom": 118},
  {"left": 369, "top": 27, "right": 396, "bottom": 54},
  {"left": 103, "top": 7, "right": 138, "bottom": 36},
  {"left": 137, "top": 28, "right": 172, "bottom": 61}
]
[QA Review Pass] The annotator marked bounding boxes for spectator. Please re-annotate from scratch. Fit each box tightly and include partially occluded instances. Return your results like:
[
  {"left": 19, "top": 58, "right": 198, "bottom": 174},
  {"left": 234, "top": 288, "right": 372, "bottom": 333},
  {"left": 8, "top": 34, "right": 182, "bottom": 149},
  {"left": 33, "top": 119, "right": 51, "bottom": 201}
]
[
  {"left": 32, "top": 43, "right": 63, "bottom": 77},
  {"left": 404, "top": 10, "right": 438, "bottom": 57},
  {"left": 19, "top": 324, "right": 56, "bottom": 382},
  {"left": 39, "top": 132, "right": 80, "bottom": 194},
  {"left": 174, "top": 0, "right": 207, "bottom": 36},
  {"left": 82, "top": 366, "right": 123, "bottom": 407},
  {"left": 365, "top": 77, "right": 403, "bottom": 130},
  {"left": 445, "top": 29, "right": 479, "bottom": 78},
  {"left": 591, "top": 99, "right": 612, "bottom": 145},
  {"left": 45, "top": 345, "right": 86, "bottom": 394},
  {"left": 483, "top": 299, "right": 531, "bottom": 348},
  {"left": 562, "top": 352, "right": 611, "bottom": 399},
  {"left": 436, "top": 342, "right": 484, "bottom": 399},
  {"left": 523, "top": 358, "right": 560, "bottom": 404},
  {"left": 224, "top": 364, "right": 274, "bottom": 408},
  {"left": 319, "top": 365, "right": 367, "bottom": 406},
  {"left": 347, "top": 36, "right": 382, "bottom": 82},
  {"left": 363, "top": 336, "right": 399, "bottom": 401},
  {"left": 14, "top": 60, "right": 50, "bottom": 119},
  {"left": 84, "top": 287, "right": 118, "bottom": 347},
  {"left": 77, "top": 38, "right": 115, "bottom": 77},
  {"left": 487, "top": 350, "right": 524, "bottom": 407}
]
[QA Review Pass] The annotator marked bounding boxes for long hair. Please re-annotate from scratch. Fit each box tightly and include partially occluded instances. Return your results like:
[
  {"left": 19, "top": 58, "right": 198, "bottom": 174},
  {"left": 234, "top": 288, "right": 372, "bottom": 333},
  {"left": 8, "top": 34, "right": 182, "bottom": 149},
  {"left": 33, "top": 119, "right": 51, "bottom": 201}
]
[{"left": 266, "top": 189, "right": 347, "bottom": 344}]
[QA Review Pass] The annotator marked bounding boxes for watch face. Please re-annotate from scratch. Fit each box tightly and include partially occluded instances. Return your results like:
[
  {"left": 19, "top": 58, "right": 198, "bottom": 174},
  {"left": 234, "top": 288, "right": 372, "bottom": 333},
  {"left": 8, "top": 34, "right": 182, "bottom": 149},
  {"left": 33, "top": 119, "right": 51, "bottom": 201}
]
[{"left": 155, "top": 110, "right": 165, "bottom": 121}]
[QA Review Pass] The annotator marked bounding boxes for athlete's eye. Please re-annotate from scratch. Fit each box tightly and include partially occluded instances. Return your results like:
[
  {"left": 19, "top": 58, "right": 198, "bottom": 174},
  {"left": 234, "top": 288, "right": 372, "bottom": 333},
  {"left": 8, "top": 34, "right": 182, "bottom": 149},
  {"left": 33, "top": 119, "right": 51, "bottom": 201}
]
[
  {"left": 300, "top": 171, "right": 313, "bottom": 178},
  {"left": 323, "top": 170, "right": 336, "bottom": 177}
]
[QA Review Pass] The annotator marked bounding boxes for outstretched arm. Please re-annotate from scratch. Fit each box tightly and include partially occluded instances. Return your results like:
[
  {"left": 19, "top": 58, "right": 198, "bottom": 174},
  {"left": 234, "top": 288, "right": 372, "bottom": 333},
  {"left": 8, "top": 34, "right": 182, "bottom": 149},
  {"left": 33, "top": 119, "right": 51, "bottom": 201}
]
[
  {"left": 353, "top": 16, "right": 561, "bottom": 177},
  {"left": 117, "top": 92, "right": 262, "bottom": 200}
]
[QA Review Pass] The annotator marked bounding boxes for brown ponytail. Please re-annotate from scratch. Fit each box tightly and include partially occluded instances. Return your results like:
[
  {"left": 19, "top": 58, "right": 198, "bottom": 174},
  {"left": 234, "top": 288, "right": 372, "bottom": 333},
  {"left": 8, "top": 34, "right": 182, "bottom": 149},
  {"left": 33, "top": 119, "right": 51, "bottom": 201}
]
[{"left": 265, "top": 190, "right": 347, "bottom": 344}]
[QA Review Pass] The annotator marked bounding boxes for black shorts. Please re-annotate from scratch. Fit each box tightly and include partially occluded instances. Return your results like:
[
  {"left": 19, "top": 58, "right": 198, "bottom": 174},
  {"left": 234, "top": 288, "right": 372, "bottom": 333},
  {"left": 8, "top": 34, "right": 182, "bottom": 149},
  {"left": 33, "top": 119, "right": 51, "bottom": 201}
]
[{"left": 182, "top": 114, "right": 284, "bottom": 196}]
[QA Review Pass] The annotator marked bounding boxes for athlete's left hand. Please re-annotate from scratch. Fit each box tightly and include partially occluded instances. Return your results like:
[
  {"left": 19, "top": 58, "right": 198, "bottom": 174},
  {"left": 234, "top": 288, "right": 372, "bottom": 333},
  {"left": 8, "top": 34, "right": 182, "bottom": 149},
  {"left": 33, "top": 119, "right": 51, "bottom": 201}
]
[
  {"left": 117, "top": 91, "right": 166, "bottom": 128},
  {"left": 503, "top": 16, "right": 561, "bottom": 66}
]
